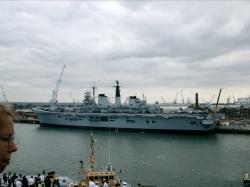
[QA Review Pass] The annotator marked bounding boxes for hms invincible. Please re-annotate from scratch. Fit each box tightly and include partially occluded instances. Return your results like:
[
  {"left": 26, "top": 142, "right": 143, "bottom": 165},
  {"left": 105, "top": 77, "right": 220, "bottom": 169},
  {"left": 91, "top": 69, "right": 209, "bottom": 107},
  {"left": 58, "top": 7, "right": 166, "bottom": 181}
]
[{"left": 33, "top": 80, "right": 220, "bottom": 133}]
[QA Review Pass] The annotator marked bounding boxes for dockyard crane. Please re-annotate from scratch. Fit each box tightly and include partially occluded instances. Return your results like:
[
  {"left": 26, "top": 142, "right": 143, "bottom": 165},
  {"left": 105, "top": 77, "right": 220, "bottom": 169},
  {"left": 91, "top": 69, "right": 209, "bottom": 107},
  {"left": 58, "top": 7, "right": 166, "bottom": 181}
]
[
  {"left": 69, "top": 92, "right": 76, "bottom": 107},
  {"left": 232, "top": 94, "right": 236, "bottom": 103},
  {"left": 174, "top": 91, "right": 178, "bottom": 104},
  {"left": 1, "top": 84, "right": 8, "bottom": 103},
  {"left": 50, "top": 65, "right": 66, "bottom": 111},
  {"left": 161, "top": 97, "right": 166, "bottom": 104},
  {"left": 210, "top": 94, "right": 215, "bottom": 104},
  {"left": 214, "top": 88, "right": 222, "bottom": 113},
  {"left": 181, "top": 90, "right": 185, "bottom": 104},
  {"left": 186, "top": 97, "right": 191, "bottom": 104}
]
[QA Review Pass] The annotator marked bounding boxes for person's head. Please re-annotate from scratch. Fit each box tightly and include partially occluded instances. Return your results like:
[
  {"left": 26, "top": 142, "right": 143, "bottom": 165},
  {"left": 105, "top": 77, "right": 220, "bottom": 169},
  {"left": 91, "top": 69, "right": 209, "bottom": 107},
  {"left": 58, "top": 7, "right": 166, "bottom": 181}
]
[{"left": 0, "top": 103, "right": 17, "bottom": 173}]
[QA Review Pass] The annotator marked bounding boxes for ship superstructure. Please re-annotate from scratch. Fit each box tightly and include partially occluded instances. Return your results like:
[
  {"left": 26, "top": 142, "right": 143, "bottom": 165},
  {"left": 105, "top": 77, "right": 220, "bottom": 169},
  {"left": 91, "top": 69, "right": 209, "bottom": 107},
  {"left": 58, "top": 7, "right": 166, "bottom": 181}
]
[{"left": 78, "top": 132, "right": 128, "bottom": 187}]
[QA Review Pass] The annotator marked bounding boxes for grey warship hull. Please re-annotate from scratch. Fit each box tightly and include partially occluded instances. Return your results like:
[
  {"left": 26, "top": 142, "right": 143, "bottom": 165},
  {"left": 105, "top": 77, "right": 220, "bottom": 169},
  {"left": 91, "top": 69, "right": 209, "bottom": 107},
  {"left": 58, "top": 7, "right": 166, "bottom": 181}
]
[{"left": 33, "top": 108, "right": 218, "bottom": 132}]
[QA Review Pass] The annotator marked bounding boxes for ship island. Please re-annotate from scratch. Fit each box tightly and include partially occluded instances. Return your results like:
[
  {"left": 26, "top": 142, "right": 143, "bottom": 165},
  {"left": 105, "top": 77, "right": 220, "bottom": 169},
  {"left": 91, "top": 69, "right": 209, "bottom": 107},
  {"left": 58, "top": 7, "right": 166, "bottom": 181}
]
[{"left": 33, "top": 79, "right": 222, "bottom": 133}]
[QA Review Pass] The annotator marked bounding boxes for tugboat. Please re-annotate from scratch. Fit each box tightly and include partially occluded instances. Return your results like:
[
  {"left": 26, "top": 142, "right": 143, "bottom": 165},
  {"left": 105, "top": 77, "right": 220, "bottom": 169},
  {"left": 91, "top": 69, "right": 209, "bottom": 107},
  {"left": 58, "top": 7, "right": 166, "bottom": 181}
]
[{"left": 78, "top": 132, "right": 130, "bottom": 187}]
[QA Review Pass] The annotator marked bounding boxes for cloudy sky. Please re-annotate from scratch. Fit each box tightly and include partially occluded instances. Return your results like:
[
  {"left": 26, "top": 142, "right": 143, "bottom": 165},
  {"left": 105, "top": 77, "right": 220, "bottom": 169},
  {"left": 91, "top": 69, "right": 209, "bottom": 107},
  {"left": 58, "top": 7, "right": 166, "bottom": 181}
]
[{"left": 0, "top": 1, "right": 250, "bottom": 103}]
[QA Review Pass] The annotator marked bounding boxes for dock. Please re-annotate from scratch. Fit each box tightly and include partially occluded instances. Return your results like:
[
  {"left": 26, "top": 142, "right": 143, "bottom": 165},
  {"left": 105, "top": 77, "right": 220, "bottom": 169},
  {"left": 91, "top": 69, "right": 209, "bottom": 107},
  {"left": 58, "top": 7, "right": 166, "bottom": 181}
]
[
  {"left": 217, "top": 119, "right": 250, "bottom": 134},
  {"left": 15, "top": 109, "right": 39, "bottom": 124}
]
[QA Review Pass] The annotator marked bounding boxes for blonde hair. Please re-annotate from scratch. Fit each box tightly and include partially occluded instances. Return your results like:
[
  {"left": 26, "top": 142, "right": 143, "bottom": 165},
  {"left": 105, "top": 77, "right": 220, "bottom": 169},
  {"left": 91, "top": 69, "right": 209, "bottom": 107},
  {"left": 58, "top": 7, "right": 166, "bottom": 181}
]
[{"left": 0, "top": 103, "right": 15, "bottom": 128}]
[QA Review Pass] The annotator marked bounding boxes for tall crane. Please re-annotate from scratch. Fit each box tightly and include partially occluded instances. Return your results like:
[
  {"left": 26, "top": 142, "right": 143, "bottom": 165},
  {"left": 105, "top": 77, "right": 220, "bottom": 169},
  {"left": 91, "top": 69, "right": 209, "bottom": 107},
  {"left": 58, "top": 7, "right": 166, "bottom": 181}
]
[
  {"left": 232, "top": 94, "right": 236, "bottom": 103},
  {"left": 50, "top": 65, "right": 66, "bottom": 111},
  {"left": 181, "top": 90, "right": 185, "bottom": 104},
  {"left": 69, "top": 92, "right": 76, "bottom": 104},
  {"left": 210, "top": 94, "right": 215, "bottom": 104},
  {"left": 161, "top": 97, "right": 166, "bottom": 104},
  {"left": 1, "top": 84, "right": 8, "bottom": 103},
  {"left": 214, "top": 88, "right": 222, "bottom": 112},
  {"left": 174, "top": 91, "right": 178, "bottom": 104}
]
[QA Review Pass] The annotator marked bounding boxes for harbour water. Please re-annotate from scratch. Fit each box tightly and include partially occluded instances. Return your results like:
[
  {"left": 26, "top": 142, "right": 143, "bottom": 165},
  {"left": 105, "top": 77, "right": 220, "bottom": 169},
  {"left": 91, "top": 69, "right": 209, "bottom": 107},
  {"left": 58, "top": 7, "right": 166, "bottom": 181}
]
[{"left": 5, "top": 123, "right": 250, "bottom": 187}]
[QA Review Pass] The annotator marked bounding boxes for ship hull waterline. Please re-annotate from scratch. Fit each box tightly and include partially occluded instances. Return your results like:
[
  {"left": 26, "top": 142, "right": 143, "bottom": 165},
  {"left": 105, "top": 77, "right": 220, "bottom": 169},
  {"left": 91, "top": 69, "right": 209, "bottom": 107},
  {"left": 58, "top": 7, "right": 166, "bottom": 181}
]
[{"left": 33, "top": 108, "right": 218, "bottom": 134}]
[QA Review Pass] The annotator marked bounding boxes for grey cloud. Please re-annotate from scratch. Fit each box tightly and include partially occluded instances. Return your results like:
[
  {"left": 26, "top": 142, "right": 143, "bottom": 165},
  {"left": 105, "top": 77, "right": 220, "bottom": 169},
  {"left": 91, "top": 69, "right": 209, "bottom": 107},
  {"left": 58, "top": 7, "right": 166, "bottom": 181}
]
[{"left": 1, "top": 1, "right": 250, "bottom": 102}]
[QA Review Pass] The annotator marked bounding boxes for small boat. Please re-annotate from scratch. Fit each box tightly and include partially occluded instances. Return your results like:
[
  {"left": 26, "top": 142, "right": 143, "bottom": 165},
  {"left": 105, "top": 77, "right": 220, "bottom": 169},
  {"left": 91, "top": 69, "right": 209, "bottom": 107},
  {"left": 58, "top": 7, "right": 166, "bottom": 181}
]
[
  {"left": 244, "top": 173, "right": 250, "bottom": 185},
  {"left": 78, "top": 132, "right": 130, "bottom": 187}
]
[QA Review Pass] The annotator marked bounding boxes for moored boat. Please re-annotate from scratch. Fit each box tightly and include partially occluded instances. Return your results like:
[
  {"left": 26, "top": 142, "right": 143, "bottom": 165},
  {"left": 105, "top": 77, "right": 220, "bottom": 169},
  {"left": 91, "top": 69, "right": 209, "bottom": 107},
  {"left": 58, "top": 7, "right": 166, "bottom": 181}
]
[
  {"left": 78, "top": 132, "right": 130, "bottom": 187},
  {"left": 244, "top": 173, "right": 250, "bottom": 185},
  {"left": 33, "top": 81, "right": 221, "bottom": 133}
]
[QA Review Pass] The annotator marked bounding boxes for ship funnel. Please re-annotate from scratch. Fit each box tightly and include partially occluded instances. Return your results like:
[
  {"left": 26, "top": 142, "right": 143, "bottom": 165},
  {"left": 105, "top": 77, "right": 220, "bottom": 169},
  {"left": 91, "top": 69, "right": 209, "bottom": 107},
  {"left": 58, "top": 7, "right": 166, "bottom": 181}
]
[
  {"left": 115, "top": 80, "right": 121, "bottom": 106},
  {"left": 195, "top": 93, "right": 199, "bottom": 109}
]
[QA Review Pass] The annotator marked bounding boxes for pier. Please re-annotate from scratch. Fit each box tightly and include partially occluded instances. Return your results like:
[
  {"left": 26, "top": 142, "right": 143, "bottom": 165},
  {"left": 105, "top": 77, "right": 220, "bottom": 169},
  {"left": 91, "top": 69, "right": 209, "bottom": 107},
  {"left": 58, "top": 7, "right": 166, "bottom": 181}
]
[
  {"left": 15, "top": 109, "right": 39, "bottom": 124},
  {"left": 217, "top": 119, "right": 250, "bottom": 134}
]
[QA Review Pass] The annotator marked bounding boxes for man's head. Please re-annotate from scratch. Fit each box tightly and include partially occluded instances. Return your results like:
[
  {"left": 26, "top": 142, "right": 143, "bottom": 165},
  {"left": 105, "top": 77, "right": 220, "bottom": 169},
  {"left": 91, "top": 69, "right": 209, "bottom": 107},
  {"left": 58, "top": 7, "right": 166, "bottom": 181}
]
[{"left": 0, "top": 103, "right": 17, "bottom": 173}]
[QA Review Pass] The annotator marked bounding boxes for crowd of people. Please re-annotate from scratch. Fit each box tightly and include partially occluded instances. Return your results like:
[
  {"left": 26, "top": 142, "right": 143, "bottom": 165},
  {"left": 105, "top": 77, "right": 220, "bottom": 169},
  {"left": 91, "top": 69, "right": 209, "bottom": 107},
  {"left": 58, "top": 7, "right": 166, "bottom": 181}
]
[
  {"left": 0, "top": 173, "right": 135, "bottom": 187},
  {"left": 88, "top": 178, "right": 110, "bottom": 187},
  {"left": 0, "top": 172, "right": 72, "bottom": 187},
  {"left": 0, "top": 172, "right": 29, "bottom": 187}
]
